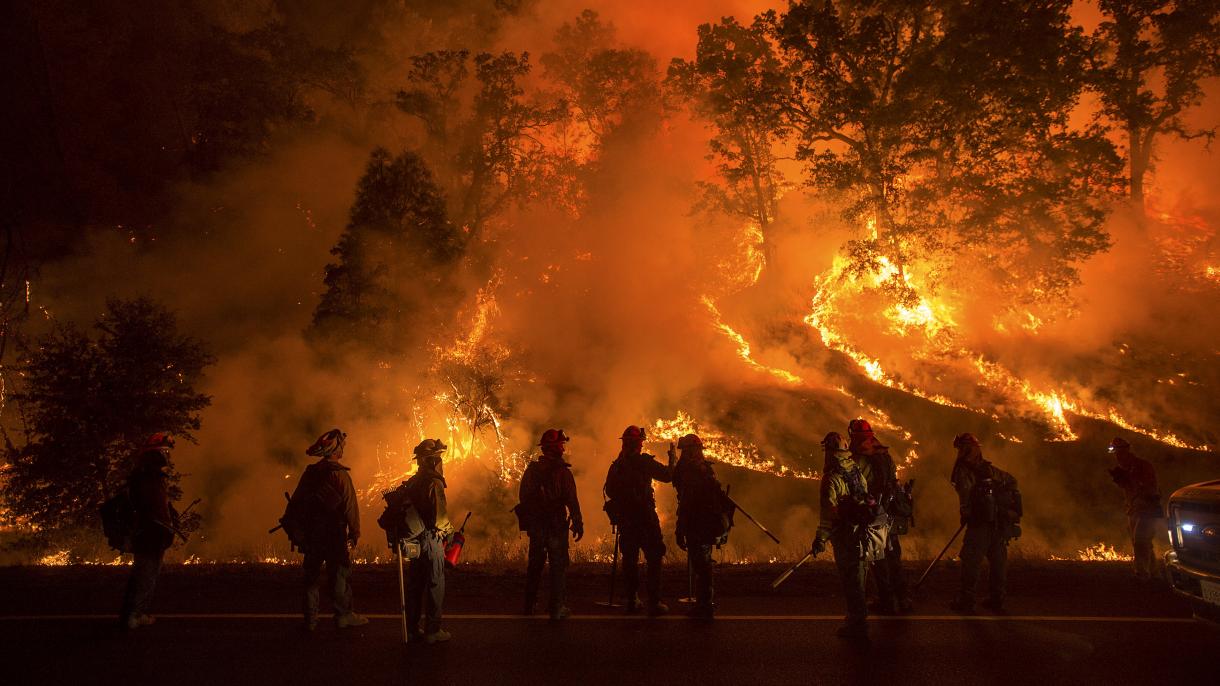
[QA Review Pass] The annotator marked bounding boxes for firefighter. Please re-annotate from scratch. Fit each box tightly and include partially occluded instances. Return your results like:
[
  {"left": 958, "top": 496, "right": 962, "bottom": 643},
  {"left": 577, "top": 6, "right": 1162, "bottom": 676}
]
[
  {"left": 402, "top": 438, "right": 453, "bottom": 642},
  {"left": 119, "top": 433, "right": 179, "bottom": 630},
  {"left": 1107, "top": 437, "right": 1163, "bottom": 581},
  {"left": 603, "top": 425, "right": 673, "bottom": 616},
  {"left": 949, "top": 433, "right": 1021, "bottom": 614},
  {"left": 672, "top": 433, "right": 732, "bottom": 619},
  {"left": 848, "top": 418, "right": 911, "bottom": 614},
  {"left": 812, "top": 432, "right": 878, "bottom": 640},
  {"left": 518, "top": 429, "right": 584, "bottom": 619},
  {"left": 290, "top": 429, "right": 367, "bottom": 631}
]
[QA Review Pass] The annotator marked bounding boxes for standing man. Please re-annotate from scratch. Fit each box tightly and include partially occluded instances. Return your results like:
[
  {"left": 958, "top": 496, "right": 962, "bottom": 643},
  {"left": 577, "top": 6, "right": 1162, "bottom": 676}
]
[
  {"left": 1107, "top": 437, "right": 1163, "bottom": 582},
  {"left": 812, "top": 432, "right": 881, "bottom": 640},
  {"left": 603, "top": 425, "right": 673, "bottom": 616},
  {"left": 290, "top": 428, "right": 367, "bottom": 631},
  {"left": 848, "top": 418, "right": 911, "bottom": 614},
  {"left": 672, "top": 433, "right": 732, "bottom": 619},
  {"left": 949, "top": 433, "right": 1021, "bottom": 614},
  {"left": 119, "top": 433, "right": 179, "bottom": 630},
  {"left": 403, "top": 438, "right": 453, "bottom": 643},
  {"left": 518, "top": 429, "right": 584, "bottom": 619}
]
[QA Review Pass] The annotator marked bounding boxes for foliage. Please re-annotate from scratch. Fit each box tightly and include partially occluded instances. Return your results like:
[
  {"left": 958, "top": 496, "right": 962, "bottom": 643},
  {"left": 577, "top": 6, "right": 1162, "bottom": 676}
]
[
  {"left": 1089, "top": 0, "right": 1220, "bottom": 205},
  {"left": 396, "top": 50, "right": 568, "bottom": 236},
  {"left": 667, "top": 16, "right": 793, "bottom": 256},
  {"left": 3, "top": 299, "right": 214, "bottom": 531},
  {"left": 677, "top": 1, "right": 1122, "bottom": 305},
  {"left": 310, "top": 148, "right": 463, "bottom": 352}
]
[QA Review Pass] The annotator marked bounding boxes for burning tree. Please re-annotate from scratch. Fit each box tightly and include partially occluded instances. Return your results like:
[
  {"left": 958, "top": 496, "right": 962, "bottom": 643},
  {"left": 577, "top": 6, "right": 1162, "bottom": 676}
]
[
  {"left": 667, "top": 16, "right": 793, "bottom": 267},
  {"left": 1089, "top": 0, "right": 1220, "bottom": 209},
  {"left": 769, "top": 0, "right": 1121, "bottom": 308},
  {"left": 3, "top": 298, "right": 213, "bottom": 532}
]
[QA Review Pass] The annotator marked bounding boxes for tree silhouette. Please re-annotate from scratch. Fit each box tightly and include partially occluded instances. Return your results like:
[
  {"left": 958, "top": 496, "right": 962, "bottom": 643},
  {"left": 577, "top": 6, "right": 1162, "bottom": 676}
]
[
  {"left": 4, "top": 298, "right": 213, "bottom": 531},
  {"left": 1090, "top": 0, "right": 1220, "bottom": 209}
]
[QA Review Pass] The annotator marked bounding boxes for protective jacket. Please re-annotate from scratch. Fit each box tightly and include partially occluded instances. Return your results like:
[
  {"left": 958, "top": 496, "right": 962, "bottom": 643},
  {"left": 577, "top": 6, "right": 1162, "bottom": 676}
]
[
  {"left": 129, "top": 464, "right": 176, "bottom": 554},
  {"left": 952, "top": 450, "right": 1018, "bottom": 527},
  {"left": 1111, "top": 454, "right": 1161, "bottom": 517},
  {"left": 815, "top": 448, "right": 882, "bottom": 556},
  {"left": 404, "top": 465, "right": 451, "bottom": 534},
  {"left": 673, "top": 456, "right": 731, "bottom": 545},
  {"left": 289, "top": 459, "right": 360, "bottom": 553},
  {"left": 518, "top": 454, "right": 582, "bottom": 534},
  {"left": 603, "top": 451, "right": 671, "bottom": 526}
]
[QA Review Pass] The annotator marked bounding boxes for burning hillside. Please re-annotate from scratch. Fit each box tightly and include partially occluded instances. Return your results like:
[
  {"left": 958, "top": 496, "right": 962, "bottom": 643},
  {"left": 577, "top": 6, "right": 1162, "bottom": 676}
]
[{"left": 2, "top": 1, "right": 1218, "bottom": 566}]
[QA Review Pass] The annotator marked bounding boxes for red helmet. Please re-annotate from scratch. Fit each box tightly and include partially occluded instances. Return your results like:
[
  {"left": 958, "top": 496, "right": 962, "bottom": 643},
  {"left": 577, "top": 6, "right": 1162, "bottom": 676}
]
[
  {"left": 847, "top": 419, "right": 873, "bottom": 436},
  {"left": 621, "top": 425, "right": 646, "bottom": 443},
  {"left": 953, "top": 432, "right": 980, "bottom": 449},
  {"left": 143, "top": 432, "right": 175, "bottom": 450},
  {"left": 539, "top": 429, "right": 570, "bottom": 446},
  {"left": 677, "top": 433, "right": 702, "bottom": 450},
  {"left": 1108, "top": 437, "right": 1130, "bottom": 453}
]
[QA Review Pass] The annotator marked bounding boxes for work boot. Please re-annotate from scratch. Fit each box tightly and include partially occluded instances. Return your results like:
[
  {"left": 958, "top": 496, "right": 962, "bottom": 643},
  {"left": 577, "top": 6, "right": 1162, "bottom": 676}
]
[
  {"left": 336, "top": 612, "right": 369, "bottom": 628},
  {"left": 303, "top": 616, "right": 319, "bottom": 632},
  {"left": 406, "top": 630, "right": 425, "bottom": 643},
  {"left": 948, "top": 597, "right": 975, "bottom": 614},
  {"left": 835, "top": 622, "right": 869, "bottom": 640},
  {"left": 646, "top": 602, "right": 669, "bottom": 617},
  {"left": 624, "top": 595, "right": 642, "bottom": 615},
  {"left": 896, "top": 597, "right": 914, "bottom": 614},
  {"left": 424, "top": 629, "right": 452, "bottom": 644},
  {"left": 549, "top": 606, "right": 570, "bottom": 621}
]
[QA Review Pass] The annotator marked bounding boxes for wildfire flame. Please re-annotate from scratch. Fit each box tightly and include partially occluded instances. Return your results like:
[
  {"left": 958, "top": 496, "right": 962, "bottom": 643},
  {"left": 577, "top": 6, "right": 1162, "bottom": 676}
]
[{"left": 651, "top": 411, "right": 818, "bottom": 480}]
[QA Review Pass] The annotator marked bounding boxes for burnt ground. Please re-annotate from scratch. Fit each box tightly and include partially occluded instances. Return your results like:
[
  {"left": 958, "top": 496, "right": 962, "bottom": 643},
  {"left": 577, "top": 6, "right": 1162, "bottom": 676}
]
[{"left": 3, "top": 560, "right": 1217, "bottom": 685}]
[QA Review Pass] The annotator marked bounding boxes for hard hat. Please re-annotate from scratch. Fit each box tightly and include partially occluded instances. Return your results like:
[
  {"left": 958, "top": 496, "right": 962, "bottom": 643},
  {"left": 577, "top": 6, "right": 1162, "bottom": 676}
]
[
  {"left": 620, "top": 425, "right": 646, "bottom": 443},
  {"left": 413, "top": 438, "right": 448, "bottom": 459},
  {"left": 847, "top": 419, "right": 874, "bottom": 436},
  {"left": 539, "top": 429, "right": 570, "bottom": 446},
  {"left": 143, "top": 432, "right": 176, "bottom": 450},
  {"left": 953, "top": 432, "right": 980, "bottom": 449},
  {"left": 677, "top": 433, "right": 703, "bottom": 450},
  {"left": 306, "top": 429, "right": 346, "bottom": 457},
  {"left": 821, "top": 432, "right": 849, "bottom": 451}
]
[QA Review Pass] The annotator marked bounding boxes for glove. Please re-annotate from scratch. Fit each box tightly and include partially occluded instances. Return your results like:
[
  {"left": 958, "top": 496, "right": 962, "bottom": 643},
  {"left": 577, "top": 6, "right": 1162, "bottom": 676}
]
[
  {"left": 676, "top": 533, "right": 687, "bottom": 551},
  {"left": 811, "top": 537, "right": 826, "bottom": 556},
  {"left": 572, "top": 523, "right": 584, "bottom": 542}
]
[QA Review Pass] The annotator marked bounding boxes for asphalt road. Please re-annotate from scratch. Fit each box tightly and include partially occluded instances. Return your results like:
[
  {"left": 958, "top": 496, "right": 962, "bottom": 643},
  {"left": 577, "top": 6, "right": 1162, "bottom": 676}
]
[{"left": 4, "top": 561, "right": 1217, "bottom": 685}]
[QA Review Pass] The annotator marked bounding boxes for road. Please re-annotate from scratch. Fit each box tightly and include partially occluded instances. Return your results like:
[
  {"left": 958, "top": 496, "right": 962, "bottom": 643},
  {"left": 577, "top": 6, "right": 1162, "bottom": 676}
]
[{"left": 3, "top": 561, "right": 1216, "bottom": 685}]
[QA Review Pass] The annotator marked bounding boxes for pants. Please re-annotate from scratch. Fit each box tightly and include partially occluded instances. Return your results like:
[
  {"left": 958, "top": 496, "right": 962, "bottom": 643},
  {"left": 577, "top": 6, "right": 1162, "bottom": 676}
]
[
  {"left": 120, "top": 550, "right": 165, "bottom": 620},
  {"left": 620, "top": 520, "right": 666, "bottom": 606},
  {"left": 958, "top": 524, "right": 1007, "bottom": 607},
  {"left": 406, "top": 532, "right": 445, "bottom": 634},
  {"left": 525, "top": 529, "right": 569, "bottom": 612},
  {"left": 1129, "top": 514, "right": 1160, "bottom": 580},
  {"left": 687, "top": 543, "right": 715, "bottom": 611},
  {"left": 303, "top": 548, "right": 353, "bottom": 619},
  {"left": 873, "top": 532, "right": 908, "bottom": 607},
  {"left": 833, "top": 543, "right": 869, "bottom": 626}
]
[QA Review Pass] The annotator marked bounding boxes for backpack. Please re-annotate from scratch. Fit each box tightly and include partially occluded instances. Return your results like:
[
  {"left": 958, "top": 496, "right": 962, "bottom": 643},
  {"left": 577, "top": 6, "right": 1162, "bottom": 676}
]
[
  {"left": 602, "top": 459, "right": 632, "bottom": 526},
  {"left": 278, "top": 464, "right": 345, "bottom": 551},
  {"left": 841, "top": 466, "right": 890, "bottom": 562},
  {"left": 377, "top": 482, "right": 426, "bottom": 552},
  {"left": 100, "top": 488, "right": 136, "bottom": 553},
  {"left": 514, "top": 459, "right": 568, "bottom": 532}
]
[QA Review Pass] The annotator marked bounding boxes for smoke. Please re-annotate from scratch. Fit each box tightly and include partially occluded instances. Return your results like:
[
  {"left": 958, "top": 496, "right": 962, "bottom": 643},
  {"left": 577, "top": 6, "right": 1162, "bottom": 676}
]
[{"left": 21, "top": 1, "right": 1220, "bottom": 564}]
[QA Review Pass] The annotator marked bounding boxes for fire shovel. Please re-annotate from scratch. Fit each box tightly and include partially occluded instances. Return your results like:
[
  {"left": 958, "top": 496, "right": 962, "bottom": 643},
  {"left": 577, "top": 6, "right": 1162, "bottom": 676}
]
[
  {"left": 913, "top": 523, "right": 966, "bottom": 592},
  {"left": 594, "top": 526, "right": 622, "bottom": 608}
]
